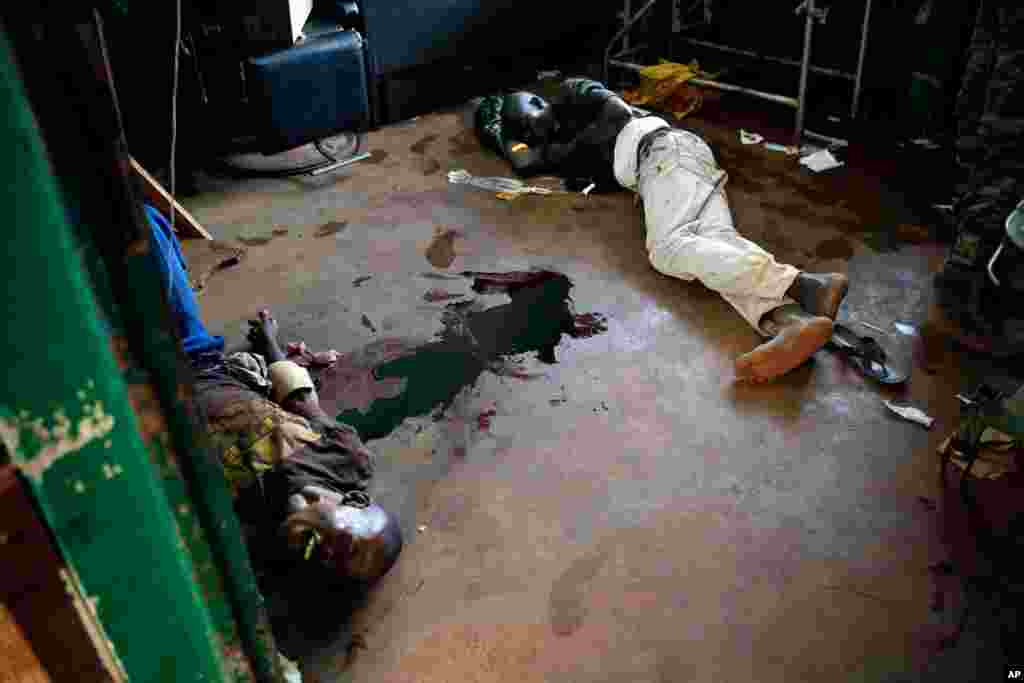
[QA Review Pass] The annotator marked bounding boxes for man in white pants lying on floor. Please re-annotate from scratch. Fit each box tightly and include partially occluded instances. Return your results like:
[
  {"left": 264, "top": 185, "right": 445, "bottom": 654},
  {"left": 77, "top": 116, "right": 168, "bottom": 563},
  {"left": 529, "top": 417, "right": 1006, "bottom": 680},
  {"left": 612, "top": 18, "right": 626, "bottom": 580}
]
[{"left": 473, "top": 79, "right": 849, "bottom": 382}]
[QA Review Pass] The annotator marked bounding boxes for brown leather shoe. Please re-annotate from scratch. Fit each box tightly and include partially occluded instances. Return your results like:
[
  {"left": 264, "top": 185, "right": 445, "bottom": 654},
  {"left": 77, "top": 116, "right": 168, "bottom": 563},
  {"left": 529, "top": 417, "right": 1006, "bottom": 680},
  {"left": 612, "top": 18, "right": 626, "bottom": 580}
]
[{"left": 787, "top": 272, "right": 849, "bottom": 320}]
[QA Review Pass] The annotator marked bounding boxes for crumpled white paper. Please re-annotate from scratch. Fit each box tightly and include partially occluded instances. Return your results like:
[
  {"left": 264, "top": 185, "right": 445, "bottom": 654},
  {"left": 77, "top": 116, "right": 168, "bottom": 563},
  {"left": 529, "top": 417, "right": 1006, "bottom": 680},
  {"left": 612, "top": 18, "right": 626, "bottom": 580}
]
[{"left": 800, "top": 149, "right": 845, "bottom": 173}]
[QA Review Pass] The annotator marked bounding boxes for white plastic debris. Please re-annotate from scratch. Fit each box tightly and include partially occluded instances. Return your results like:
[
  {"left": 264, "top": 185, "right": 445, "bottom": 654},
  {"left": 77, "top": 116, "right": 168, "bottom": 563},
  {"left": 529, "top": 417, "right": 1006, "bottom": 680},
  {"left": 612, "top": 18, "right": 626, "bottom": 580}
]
[
  {"left": 764, "top": 143, "right": 790, "bottom": 153},
  {"left": 537, "top": 69, "right": 563, "bottom": 80},
  {"left": 740, "top": 129, "right": 764, "bottom": 145},
  {"left": 417, "top": 525, "right": 427, "bottom": 533},
  {"left": 582, "top": 182, "right": 596, "bottom": 196},
  {"left": 910, "top": 137, "right": 941, "bottom": 150},
  {"left": 448, "top": 169, "right": 562, "bottom": 196},
  {"left": 800, "top": 149, "right": 845, "bottom": 173},
  {"left": 884, "top": 400, "right": 934, "bottom": 429},
  {"left": 279, "top": 654, "right": 302, "bottom": 683},
  {"left": 893, "top": 321, "right": 917, "bottom": 336}
]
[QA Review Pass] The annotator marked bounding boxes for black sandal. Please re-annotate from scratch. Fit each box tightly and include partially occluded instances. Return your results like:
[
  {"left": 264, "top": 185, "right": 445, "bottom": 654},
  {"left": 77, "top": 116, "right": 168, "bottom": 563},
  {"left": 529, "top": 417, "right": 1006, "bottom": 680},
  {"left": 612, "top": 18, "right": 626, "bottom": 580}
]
[{"left": 826, "top": 323, "right": 909, "bottom": 385}]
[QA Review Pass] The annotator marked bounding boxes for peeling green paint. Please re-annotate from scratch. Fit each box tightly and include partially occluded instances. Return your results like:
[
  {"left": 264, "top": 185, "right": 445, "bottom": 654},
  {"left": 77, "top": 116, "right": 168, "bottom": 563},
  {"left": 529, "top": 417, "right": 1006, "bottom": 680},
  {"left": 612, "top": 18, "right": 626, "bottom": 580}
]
[
  {"left": 0, "top": 26, "right": 246, "bottom": 682},
  {"left": 0, "top": 386, "right": 116, "bottom": 481}
]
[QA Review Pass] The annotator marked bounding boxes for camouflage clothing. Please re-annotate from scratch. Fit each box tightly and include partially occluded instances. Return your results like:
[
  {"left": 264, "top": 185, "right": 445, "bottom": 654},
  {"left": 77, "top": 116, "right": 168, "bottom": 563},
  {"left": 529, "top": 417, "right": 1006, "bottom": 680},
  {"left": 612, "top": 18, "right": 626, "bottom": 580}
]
[
  {"left": 191, "top": 353, "right": 373, "bottom": 520},
  {"left": 955, "top": 1, "right": 1024, "bottom": 172},
  {"left": 937, "top": 0, "right": 1024, "bottom": 343},
  {"left": 561, "top": 78, "right": 607, "bottom": 100},
  {"left": 475, "top": 95, "right": 506, "bottom": 154}
]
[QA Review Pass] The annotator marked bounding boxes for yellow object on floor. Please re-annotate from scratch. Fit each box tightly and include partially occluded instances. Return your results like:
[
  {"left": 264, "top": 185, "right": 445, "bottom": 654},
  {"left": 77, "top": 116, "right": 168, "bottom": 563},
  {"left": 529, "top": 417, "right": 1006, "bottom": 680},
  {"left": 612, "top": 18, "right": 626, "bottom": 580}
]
[
  {"left": 938, "top": 430, "right": 1021, "bottom": 480},
  {"left": 622, "top": 59, "right": 708, "bottom": 120}
]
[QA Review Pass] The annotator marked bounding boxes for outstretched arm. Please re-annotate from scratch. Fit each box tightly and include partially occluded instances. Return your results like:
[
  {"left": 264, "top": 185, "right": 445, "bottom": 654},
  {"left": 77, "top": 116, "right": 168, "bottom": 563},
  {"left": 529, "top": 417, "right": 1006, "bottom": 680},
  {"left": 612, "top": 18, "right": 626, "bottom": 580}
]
[{"left": 248, "top": 309, "right": 336, "bottom": 429}]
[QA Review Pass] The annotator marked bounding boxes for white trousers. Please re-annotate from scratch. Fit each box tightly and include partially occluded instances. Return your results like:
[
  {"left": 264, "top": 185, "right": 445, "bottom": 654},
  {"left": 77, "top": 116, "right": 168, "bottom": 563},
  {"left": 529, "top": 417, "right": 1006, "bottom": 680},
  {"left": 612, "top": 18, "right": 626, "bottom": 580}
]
[{"left": 630, "top": 127, "right": 799, "bottom": 335}]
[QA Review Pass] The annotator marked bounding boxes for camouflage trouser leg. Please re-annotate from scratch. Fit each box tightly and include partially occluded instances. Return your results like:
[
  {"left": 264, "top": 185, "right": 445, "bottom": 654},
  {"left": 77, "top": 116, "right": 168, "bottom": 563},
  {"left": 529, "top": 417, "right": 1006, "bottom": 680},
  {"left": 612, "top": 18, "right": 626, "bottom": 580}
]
[
  {"left": 941, "top": 0, "right": 1024, "bottom": 338},
  {"left": 955, "top": 0, "right": 1024, "bottom": 172}
]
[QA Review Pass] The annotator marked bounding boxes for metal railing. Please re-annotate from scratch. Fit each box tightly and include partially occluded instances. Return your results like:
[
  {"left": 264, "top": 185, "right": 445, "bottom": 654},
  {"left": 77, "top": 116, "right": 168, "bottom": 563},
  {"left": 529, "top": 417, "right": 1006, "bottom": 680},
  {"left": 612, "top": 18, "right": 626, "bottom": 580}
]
[{"left": 605, "top": 0, "right": 874, "bottom": 145}]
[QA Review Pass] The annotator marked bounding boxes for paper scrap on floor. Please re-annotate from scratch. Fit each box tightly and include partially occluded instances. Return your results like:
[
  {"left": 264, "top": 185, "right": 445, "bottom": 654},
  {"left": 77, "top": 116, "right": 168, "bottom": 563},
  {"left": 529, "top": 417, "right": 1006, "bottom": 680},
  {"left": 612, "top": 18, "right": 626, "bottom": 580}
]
[{"left": 800, "top": 149, "right": 845, "bottom": 173}]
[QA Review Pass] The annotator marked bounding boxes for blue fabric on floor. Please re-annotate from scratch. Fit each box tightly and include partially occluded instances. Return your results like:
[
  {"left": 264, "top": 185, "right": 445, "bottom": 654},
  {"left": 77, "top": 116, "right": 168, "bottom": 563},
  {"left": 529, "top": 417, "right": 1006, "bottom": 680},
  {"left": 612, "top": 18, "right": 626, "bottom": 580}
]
[{"left": 144, "top": 204, "right": 225, "bottom": 356}]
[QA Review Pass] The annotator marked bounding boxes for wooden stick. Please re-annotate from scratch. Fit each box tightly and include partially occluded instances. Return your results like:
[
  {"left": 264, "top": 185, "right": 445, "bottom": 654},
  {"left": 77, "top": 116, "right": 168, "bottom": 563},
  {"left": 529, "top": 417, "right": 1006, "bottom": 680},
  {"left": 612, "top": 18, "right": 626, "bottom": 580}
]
[{"left": 129, "top": 157, "right": 211, "bottom": 240}]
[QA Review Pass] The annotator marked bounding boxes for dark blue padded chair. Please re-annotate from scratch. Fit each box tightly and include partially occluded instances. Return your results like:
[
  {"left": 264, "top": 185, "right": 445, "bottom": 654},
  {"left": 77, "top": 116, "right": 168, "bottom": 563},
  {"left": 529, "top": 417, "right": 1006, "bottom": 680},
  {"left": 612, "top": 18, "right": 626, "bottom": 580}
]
[{"left": 244, "top": 2, "right": 370, "bottom": 154}]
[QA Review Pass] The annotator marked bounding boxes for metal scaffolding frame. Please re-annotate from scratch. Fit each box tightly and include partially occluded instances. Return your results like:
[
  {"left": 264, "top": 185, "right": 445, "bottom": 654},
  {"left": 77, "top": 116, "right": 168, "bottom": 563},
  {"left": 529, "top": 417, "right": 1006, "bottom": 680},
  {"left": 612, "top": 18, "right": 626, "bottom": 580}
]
[{"left": 605, "top": 0, "right": 874, "bottom": 145}]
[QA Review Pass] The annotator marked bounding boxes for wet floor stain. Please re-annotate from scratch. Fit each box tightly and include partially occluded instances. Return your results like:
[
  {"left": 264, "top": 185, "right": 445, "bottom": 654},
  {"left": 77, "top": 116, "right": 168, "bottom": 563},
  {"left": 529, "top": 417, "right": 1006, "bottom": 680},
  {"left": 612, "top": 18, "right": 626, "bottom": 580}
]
[
  {"left": 448, "top": 130, "right": 479, "bottom": 157},
  {"left": 420, "top": 271, "right": 463, "bottom": 280},
  {"left": 410, "top": 134, "right": 438, "bottom": 155},
  {"left": 476, "top": 408, "right": 497, "bottom": 430},
  {"left": 549, "top": 548, "right": 609, "bottom": 636},
  {"left": 813, "top": 236, "right": 855, "bottom": 260},
  {"left": 313, "top": 340, "right": 416, "bottom": 416},
  {"left": 318, "top": 270, "right": 607, "bottom": 441},
  {"left": 315, "top": 221, "right": 349, "bottom": 238},
  {"left": 237, "top": 233, "right": 275, "bottom": 246},
  {"left": 573, "top": 313, "right": 609, "bottom": 338},
  {"left": 425, "top": 227, "right": 461, "bottom": 269},
  {"left": 364, "top": 149, "right": 389, "bottom": 164},
  {"left": 423, "top": 289, "right": 465, "bottom": 303},
  {"left": 420, "top": 158, "right": 442, "bottom": 176},
  {"left": 181, "top": 239, "right": 246, "bottom": 293}
]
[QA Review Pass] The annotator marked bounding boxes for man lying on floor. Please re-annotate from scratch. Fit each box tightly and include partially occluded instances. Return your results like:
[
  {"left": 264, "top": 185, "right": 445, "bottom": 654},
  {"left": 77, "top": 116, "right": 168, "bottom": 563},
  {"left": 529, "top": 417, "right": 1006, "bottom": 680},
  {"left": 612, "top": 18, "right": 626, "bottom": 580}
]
[
  {"left": 144, "top": 204, "right": 402, "bottom": 585},
  {"left": 474, "top": 79, "right": 850, "bottom": 382}
]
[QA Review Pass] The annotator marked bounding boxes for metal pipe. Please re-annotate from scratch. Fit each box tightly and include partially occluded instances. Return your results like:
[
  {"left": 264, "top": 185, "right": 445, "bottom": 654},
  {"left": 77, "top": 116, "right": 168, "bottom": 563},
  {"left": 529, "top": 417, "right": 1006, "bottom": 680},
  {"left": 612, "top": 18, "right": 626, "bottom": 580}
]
[
  {"left": 987, "top": 239, "right": 1006, "bottom": 287},
  {"left": 691, "top": 77, "right": 799, "bottom": 108},
  {"left": 794, "top": 0, "right": 816, "bottom": 145},
  {"left": 851, "top": 0, "right": 874, "bottom": 119},
  {"left": 611, "top": 43, "right": 650, "bottom": 59},
  {"left": 604, "top": 0, "right": 660, "bottom": 83},
  {"left": 683, "top": 38, "right": 855, "bottom": 80},
  {"left": 805, "top": 129, "right": 849, "bottom": 148},
  {"left": 610, "top": 59, "right": 800, "bottom": 108},
  {"left": 310, "top": 151, "right": 372, "bottom": 176},
  {"left": 623, "top": 0, "right": 631, "bottom": 52}
]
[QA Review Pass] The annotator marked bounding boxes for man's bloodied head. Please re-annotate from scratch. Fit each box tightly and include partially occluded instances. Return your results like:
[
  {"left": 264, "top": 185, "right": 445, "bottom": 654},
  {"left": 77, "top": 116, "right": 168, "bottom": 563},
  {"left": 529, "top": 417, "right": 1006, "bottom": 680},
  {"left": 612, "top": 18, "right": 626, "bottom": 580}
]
[
  {"left": 281, "top": 486, "right": 403, "bottom": 586},
  {"left": 502, "top": 91, "right": 557, "bottom": 145}
]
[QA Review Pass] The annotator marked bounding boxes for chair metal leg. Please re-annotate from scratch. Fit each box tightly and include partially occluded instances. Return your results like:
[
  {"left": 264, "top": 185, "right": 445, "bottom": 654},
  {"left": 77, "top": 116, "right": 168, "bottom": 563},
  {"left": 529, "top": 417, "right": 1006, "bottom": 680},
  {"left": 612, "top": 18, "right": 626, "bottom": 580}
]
[
  {"left": 794, "top": 0, "right": 816, "bottom": 145},
  {"left": 851, "top": 0, "right": 874, "bottom": 119}
]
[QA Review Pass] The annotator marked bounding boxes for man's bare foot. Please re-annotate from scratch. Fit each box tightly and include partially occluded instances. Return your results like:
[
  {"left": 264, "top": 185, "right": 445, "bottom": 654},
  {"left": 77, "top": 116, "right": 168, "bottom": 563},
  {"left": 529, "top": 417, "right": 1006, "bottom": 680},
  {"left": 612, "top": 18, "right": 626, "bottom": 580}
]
[
  {"left": 247, "top": 309, "right": 287, "bottom": 363},
  {"left": 735, "top": 306, "right": 833, "bottom": 382},
  {"left": 787, "top": 272, "right": 849, "bottom": 320}
]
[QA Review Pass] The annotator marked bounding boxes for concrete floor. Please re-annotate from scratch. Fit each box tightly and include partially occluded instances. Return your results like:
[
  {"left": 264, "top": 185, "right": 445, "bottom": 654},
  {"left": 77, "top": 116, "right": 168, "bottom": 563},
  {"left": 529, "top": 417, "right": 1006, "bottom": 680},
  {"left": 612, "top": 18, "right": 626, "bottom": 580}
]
[{"left": 184, "top": 98, "right": 993, "bottom": 682}]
